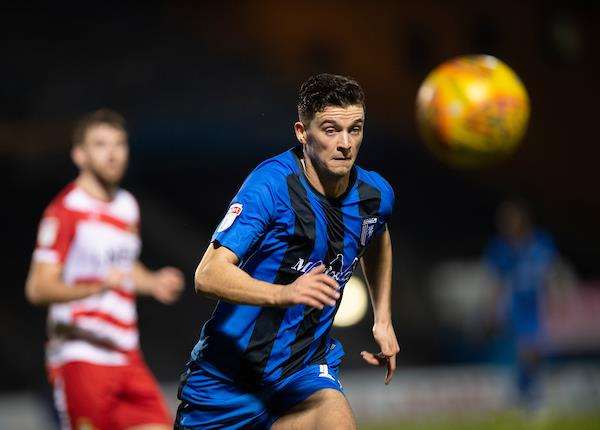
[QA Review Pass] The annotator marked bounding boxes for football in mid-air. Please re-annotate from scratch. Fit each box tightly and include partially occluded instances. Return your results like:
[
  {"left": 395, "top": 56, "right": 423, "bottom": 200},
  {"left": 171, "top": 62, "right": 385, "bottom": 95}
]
[{"left": 416, "top": 55, "right": 530, "bottom": 168}]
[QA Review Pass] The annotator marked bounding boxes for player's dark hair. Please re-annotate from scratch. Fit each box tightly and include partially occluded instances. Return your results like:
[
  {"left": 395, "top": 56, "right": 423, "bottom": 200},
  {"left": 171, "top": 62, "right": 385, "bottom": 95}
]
[
  {"left": 297, "top": 73, "right": 365, "bottom": 124},
  {"left": 72, "top": 108, "right": 127, "bottom": 146}
]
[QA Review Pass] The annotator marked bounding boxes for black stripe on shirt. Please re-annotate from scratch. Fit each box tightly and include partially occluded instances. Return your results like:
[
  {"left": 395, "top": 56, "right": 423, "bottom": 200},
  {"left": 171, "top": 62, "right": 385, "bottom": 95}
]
[
  {"left": 281, "top": 197, "right": 346, "bottom": 377},
  {"left": 238, "top": 173, "right": 316, "bottom": 384},
  {"left": 308, "top": 179, "right": 383, "bottom": 366}
]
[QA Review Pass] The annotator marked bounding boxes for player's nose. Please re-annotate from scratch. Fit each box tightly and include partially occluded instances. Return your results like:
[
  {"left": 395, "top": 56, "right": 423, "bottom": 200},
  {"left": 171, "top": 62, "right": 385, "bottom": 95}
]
[{"left": 338, "top": 132, "right": 352, "bottom": 150}]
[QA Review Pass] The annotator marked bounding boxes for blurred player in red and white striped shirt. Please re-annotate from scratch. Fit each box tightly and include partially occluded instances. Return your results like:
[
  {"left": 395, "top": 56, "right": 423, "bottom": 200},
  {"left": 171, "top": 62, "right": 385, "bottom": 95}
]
[{"left": 25, "top": 109, "right": 184, "bottom": 430}]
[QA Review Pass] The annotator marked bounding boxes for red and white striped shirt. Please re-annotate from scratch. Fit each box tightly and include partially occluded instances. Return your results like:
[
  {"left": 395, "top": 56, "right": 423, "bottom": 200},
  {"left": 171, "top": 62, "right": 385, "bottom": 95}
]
[{"left": 33, "top": 182, "right": 142, "bottom": 367}]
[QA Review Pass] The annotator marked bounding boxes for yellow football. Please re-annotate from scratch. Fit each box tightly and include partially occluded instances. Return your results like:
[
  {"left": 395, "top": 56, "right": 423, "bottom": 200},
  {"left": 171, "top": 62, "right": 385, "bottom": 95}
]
[{"left": 416, "top": 55, "right": 530, "bottom": 168}]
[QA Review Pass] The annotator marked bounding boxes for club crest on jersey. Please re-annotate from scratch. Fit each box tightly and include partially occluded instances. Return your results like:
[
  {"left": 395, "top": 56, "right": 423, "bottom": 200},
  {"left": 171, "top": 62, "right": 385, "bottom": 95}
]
[
  {"left": 360, "top": 217, "right": 378, "bottom": 246},
  {"left": 216, "top": 203, "right": 243, "bottom": 232}
]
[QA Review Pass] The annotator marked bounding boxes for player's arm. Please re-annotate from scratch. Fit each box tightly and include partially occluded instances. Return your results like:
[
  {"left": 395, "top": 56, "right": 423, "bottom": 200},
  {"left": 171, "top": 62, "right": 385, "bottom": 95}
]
[
  {"left": 359, "top": 226, "right": 400, "bottom": 385},
  {"left": 194, "top": 242, "right": 340, "bottom": 309},
  {"left": 483, "top": 241, "right": 510, "bottom": 329},
  {"left": 25, "top": 261, "right": 116, "bottom": 306},
  {"left": 200, "top": 165, "right": 339, "bottom": 309},
  {"left": 131, "top": 261, "right": 184, "bottom": 304},
  {"left": 26, "top": 205, "right": 121, "bottom": 306}
]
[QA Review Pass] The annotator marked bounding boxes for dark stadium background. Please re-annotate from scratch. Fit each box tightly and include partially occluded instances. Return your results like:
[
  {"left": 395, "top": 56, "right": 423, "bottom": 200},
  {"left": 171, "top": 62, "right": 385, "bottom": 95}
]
[{"left": 2, "top": 0, "right": 599, "bottom": 413}]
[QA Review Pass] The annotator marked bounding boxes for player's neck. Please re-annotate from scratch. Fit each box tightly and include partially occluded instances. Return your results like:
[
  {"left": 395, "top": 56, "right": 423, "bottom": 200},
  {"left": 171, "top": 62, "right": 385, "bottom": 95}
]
[
  {"left": 301, "top": 155, "right": 350, "bottom": 199},
  {"left": 75, "top": 172, "right": 117, "bottom": 203}
]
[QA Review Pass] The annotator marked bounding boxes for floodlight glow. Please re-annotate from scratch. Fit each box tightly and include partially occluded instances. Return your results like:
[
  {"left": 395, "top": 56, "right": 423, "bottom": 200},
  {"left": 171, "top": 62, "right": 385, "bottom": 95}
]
[{"left": 333, "top": 276, "right": 368, "bottom": 327}]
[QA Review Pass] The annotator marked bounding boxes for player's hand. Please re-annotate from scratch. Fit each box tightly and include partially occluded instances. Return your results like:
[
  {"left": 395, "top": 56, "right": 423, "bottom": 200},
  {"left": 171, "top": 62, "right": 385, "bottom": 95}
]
[
  {"left": 102, "top": 268, "right": 127, "bottom": 290},
  {"left": 151, "top": 267, "right": 184, "bottom": 304},
  {"left": 277, "top": 264, "right": 340, "bottom": 310},
  {"left": 361, "top": 321, "right": 400, "bottom": 385}
]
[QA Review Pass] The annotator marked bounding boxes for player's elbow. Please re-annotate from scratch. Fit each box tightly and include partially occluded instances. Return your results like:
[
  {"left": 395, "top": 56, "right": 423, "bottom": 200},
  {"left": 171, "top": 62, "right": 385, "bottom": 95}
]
[
  {"left": 194, "top": 245, "right": 237, "bottom": 298},
  {"left": 25, "top": 280, "right": 45, "bottom": 306},
  {"left": 194, "top": 263, "right": 214, "bottom": 296}
]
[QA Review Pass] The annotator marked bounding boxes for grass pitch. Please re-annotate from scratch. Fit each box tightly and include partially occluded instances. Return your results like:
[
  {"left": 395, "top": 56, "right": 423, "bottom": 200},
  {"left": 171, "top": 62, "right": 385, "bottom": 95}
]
[{"left": 360, "top": 412, "right": 600, "bottom": 430}]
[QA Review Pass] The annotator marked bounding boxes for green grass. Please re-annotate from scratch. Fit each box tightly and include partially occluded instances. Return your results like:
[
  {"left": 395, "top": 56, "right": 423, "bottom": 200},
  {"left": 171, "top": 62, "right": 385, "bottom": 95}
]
[{"left": 361, "top": 412, "right": 600, "bottom": 430}]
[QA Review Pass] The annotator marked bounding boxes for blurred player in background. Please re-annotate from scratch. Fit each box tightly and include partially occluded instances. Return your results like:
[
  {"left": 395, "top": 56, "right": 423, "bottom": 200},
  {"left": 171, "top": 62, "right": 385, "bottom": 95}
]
[
  {"left": 25, "top": 109, "right": 184, "bottom": 430},
  {"left": 176, "top": 74, "right": 400, "bottom": 430},
  {"left": 485, "top": 199, "right": 558, "bottom": 409}
]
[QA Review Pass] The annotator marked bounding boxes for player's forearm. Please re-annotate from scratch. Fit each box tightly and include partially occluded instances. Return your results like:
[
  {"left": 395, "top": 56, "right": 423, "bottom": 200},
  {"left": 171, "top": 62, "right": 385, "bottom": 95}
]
[
  {"left": 26, "top": 279, "right": 103, "bottom": 305},
  {"left": 132, "top": 261, "right": 157, "bottom": 295},
  {"left": 195, "top": 259, "right": 282, "bottom": 306},
  {"left": 361, "top": 228, "right": 393, "bottom": 323}
]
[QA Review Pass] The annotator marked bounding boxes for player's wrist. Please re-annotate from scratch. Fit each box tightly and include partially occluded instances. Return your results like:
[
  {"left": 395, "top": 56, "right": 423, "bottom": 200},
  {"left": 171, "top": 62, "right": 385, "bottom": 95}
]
[
  {"left": 80, "top": 282, "right": 106, "bottom": 297},
  {"left": 373, "top": 313, "right": 393, "bottom": 326},
  {"left": 144, "top": 275, "right": 166, "bottom": 297},
  {"left": 270, "top": 283, "right": 287, "bottom": 307},
  {"left": 145, "top": 281, "right": 158, "bottom": 296}
]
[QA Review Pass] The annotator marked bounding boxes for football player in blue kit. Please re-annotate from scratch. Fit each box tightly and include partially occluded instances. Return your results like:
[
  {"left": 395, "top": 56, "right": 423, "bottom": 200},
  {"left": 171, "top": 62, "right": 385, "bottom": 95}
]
[
  {"left": 176, "top": 74, "right": 400, "bottom": 429},
  {"left": 485, "top": 199, "right": 557, "bottom": 408}
]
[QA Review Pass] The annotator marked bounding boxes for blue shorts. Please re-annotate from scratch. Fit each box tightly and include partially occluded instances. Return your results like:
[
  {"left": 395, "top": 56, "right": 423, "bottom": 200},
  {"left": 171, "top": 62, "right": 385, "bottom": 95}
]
[{"left": 175, "top": 360, "right": 344, "bottom": 429}]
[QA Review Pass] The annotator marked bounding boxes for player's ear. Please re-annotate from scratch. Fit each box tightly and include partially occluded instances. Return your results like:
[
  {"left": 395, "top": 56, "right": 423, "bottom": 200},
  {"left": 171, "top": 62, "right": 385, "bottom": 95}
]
[
  {"left": 294, "top": 121, "right": 308, "bottom": 146},
  {"left": 71, "top": 145, "right": 86, "bottom": 169}
]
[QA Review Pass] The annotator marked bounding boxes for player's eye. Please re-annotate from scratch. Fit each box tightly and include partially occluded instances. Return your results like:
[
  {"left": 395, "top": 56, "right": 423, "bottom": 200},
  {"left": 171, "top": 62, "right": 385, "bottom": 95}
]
[
  {"left": 324, "top": 127, "right": 336, "bottom": 135},
  {"left": 350, "top": 127, "right": 362, "bottom": 134}
]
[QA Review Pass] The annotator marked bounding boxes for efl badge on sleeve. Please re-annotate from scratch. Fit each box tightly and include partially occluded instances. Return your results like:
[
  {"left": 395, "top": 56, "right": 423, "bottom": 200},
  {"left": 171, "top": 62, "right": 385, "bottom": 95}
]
[
  {"left": 216, "top": 203, "right": 243, "bottom": 232},
  {"left": 360, "top": 217, "right": 378, "bottom": 246}
]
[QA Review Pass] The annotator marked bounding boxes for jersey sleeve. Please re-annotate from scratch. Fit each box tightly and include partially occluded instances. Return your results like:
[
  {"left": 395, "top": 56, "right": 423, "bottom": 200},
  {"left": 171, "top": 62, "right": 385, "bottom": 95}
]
[
  {"left": 211, "top": 167, "right": 277, "bottom": 262},
  {"left": 483, "top": 238, "right": 508, "bottom": 282},
  {"left": 539, "top": 231, "right": 558, "bottom": 262},
  {"left": 375, "top": 175, "right": 395, "bottom": 236},
  {"left": 126, "top": 191, "right": 142, "bottom": 237},
  {"left": 33, "top": 203, "right": 76, "bottom": 264}
]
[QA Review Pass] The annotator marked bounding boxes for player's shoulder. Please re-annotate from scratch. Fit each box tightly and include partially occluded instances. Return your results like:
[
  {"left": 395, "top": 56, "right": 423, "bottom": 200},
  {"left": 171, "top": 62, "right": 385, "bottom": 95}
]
[
  {"left": 43, "top": 182, "right": 78, "bottom": 216},
  {"left": 44, "top": 183, "right": 139, "bottom": 223},
  {"left": 485, "top": 235, "right": 520, "bottom": 264},
  {"left": 111, "top": 188, "right": 140, "bottom": 223},
  {"left": 242, "top": 148, "right": 301, "bottom": 190},
  {"left": 532, "top": 229, "right": 556, "bottom": 251},
  {"left": 533, "top": 229, "right": 553, "bottom": 242},
  {"left": 253, "top": 148, "right": 300, "bottom": 177},
  {"left": 485, "top": 235, "right": 507, "bottom": 254},
  {"left": 355, "top": 165, "right": 395, "bottom": 201}
]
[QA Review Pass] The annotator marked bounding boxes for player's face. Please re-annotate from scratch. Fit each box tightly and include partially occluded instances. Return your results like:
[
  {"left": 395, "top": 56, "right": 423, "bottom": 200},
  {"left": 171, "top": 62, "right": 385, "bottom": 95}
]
[
  {"left": 301, "top": 105, "right": 364, "bottom": 178},
  {"left": 75, "top": 124, "right": 129, "bottom": 187}
]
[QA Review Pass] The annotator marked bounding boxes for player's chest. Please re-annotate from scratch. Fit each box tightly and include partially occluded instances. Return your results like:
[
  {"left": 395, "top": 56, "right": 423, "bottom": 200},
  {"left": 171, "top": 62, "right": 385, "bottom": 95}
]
[
  {"left": 69, "top": 219, "right": 141, "bottom": 268},
  {"left": 273, "top": 201, "right": 380, "bottom": 267}
]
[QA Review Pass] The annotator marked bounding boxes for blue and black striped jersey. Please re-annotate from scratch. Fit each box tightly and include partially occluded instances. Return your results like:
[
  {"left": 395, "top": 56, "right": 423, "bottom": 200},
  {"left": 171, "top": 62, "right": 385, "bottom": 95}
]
[{"left": 191, "top": 146, "right": 394, "bottom": 385}]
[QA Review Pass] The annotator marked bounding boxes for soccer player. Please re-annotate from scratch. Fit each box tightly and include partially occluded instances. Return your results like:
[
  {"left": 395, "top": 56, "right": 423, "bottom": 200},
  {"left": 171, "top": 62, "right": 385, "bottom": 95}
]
[
  {"left": 485, "top": 199, "right": 557, "bottom": 408},
  {"left": 25, "top": 109, "right": 184, "bottom": 430},
  {"left": 176, "top": 74, "right": 400, "bottom": 429}
]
